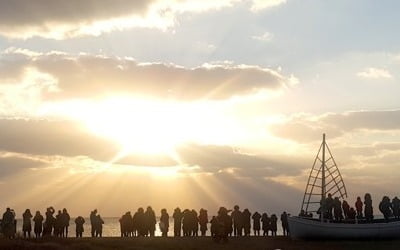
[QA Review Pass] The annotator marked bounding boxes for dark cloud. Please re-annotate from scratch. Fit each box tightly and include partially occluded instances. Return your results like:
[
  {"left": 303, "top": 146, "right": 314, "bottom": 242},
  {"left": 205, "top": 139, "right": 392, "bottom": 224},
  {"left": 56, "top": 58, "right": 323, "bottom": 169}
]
[
  {"left": 1, "top": 52, "right": 292, "bottom": 101},
  {"left": 271, "top": 110, "right": 400, "bottom": 142},
  {"left": 0, "top": 119, "right": 119, "bottom": 161},
  {"left": 0, "top": 155, "right": 45, "bottom": 178},
  {"left": 176, "top": 143, "right": 306, "bottom": 177}
]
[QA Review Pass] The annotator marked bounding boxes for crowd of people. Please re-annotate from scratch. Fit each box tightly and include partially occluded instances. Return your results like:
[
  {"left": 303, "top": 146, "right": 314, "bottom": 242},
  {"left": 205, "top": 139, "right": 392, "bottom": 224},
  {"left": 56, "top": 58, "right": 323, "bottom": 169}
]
[
  {"left": 299, "top": 193, "right": 400, "bottom": 223},
  {"left": 2, "top": 194, "right": 398, "bottom": 239},
  {"left": 0, "top": 205, "right": 288, "bottom": 239}
]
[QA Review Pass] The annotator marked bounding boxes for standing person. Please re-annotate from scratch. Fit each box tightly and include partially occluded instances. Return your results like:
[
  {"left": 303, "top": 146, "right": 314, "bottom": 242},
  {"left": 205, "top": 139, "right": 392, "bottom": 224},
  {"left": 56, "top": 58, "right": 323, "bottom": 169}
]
[
  {"left": 261, "top": 213, "right": 270, "bottom": 236},
  {"left": 198, "top": 208, "right": 208, "bottom": 236},
  {"left": 231, "top": 205, "right": 243, "bottom": 236},
  {"left": 392, "top": 196, "right": 400, "bottom": 219},
  {"left": 90, "top": 209, "right": 98, "bottom": 237},
  {"left": 355, "top": 196, "right": 363, "bottom": 218},
  {"left": 214, "top": 207, "right": 231, "bottom": 243},
  {"left": 242, "top": 209, "right": 251, "bottom": 236},
  {"left": 75, "top": 216, "right": 85, "bottom": 238},
  {"left": 182, "top": 209, "right": 191, "bottom": 236},
  {"left": 62, "top": 208, "right": 70, "bottom": 237},
  {"left": 333, "top": 197, "right": 343, "bottom": 221},
  {"left": 2, "top": 208, "right": 16, "bottom": 239},
  {"left": 145, "top": 206, "right": 156, "bottom": 237},
  {"left": 55, "top": 210, "right": 63, "bottom": 237},
  {"left": 44, "top": 207, "right": 55, "bottom": 236},
  {"left": 342, "top": 200, "right": 350, "bottom": 219},
  {"left": 379, "top": 196, "right": 392, "bottom": 222},
  {"left": 191, "top": 209, "right": 199, "bottom": 236},
  {"left": 22, "top": 209, "right": 33, "bottom": 238},
  {"left": 252, "top": 211, "right": 261, "bottom": 236},
  {"left": 173, "top": 207, "right": 182, "bottom": 237},
  {"left": 280, "top": 212, "right": 289, "bottom": 236},
  {"left": 270, "top": 214, "right": 278, "bottom": 236},
  {"left": 364, "top": 193, "right": 374, "bottom": 222},
  {"left": 95, "top": 214, "right": 104, "bottom": 237},
  {"left": 160, "top": 209, "right": 169, "bottom": 237},
  {"left": 33, "top": 211, "right": 44, "bottom": 238},
  {"left": 134, "top": 207, "right": 146, "bottom": 236}
]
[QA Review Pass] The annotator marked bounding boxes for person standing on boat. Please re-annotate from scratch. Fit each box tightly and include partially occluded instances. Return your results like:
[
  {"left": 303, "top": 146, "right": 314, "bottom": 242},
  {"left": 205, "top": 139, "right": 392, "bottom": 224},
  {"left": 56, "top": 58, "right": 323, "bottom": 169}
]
[
  {"left": 364, "top": 193, "right": 374, "bottom": 222},
  {"left": 333, "top": 197, "right": 343, "bottom": 221},
  {"left": 348, "top": 207, "right": 356, "bottom": 220},
  {"left": 342, "top": 200, "right": 350, "bottom": 219},
  {"left": 379, "top": 196, "right": 392, "bottom": 222},
  {"left": 326, "top": 193, "right": 334, "bottom": 220},
  {"left": 392, "top": 197, "right": 400, "bottom": 219},
  {"left": 355, "top": 196, "right": 363, "bottom": 218}
]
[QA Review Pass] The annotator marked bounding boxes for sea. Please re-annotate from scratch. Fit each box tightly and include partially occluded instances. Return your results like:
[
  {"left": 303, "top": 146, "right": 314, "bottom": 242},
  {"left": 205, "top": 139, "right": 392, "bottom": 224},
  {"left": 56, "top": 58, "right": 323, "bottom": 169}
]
[{"left": 14, "top": 217, "right": 284, "bottom": 237}]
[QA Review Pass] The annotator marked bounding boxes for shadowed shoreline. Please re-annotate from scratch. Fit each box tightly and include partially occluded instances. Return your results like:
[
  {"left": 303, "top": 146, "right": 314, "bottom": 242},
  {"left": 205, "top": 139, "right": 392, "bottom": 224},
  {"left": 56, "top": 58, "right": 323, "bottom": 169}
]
[{"left": 1, "top": 237, "right": 400, "bottom": 250}]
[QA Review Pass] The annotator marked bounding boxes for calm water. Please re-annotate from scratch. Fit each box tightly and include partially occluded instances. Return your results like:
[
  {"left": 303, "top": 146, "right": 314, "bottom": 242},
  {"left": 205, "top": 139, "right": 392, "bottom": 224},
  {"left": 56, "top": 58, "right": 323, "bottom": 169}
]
[{"left": 15, "top": 217, "right": 284, "bottom": 237}]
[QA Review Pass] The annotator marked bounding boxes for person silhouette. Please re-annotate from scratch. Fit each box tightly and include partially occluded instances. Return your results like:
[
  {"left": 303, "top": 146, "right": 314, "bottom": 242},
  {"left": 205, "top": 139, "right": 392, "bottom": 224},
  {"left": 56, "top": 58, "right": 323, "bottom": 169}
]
[
  {"left": 160, "top": 208, "right": 169, "bottom": 237},
  {"left": 261, "top": 213, "right": 270, "bottom": 236},
  {"left": 22, "top": 209, "right": 33, "bottom": 238},
  {"left": 145, "top": 206, "right": 156, "bottom": 237},
  {"left": 90, "top": 209, "right": 98, "bottom": 237},
  {"left": 364, "top": 193, "right": 374, "bottom": 222},
  {"left": 198, "top": 208, "right": 208, "bottom": 236},
  {"left": 75, "top": 216, "right": 85, "bottom": 238},
  {"left": 342, "top": 200, "right": 350, "bottom": 219},
  {"left": 231, "top": 205, "right": 243, "bottom": 236},
  {"left": 355, "top": 196, "right": 363, "bottom": 218},
  {"left": 270, "top": 214, "right": 278, "bottom": 236},
  {"left": 61, "top": 208, "right": 70, "bottom": 237},
  {"left": 33, "top": 211, "right": 44, "bottom": 238},
  {"left": 379, "top": 196, "right": 392, "bottom": 222},
  {"left": 44, "top": 207, "right": 55, "bottom": 236},
  {"left": 55, "top": 210, "right": 63, "bottom": 237},
  {"left": 252, "top": 211, "right": 261, "bottom": 236},
  {"left": 242, "top": 209, "right": 251, "bottom": 236},
  {"left": 280, "top": 211, "right": 289, "bottom": 236},
  {"left": 173, "top": 207, "right": 183, "bottom": 237},
  {"left": 2, "top": 208, "right": 16, "bottom": 239},
  {"left": 191, "top": 209, "right": 199, "bottom": 236},
  {"left": 95, "top": 214, "right": 104, "bottom": 237},
  {"left": 133, "top": 207, "right": 146, "bottom": 236},
  {"left": 392, "top": 196, "right": 400, "bottom": 219}
]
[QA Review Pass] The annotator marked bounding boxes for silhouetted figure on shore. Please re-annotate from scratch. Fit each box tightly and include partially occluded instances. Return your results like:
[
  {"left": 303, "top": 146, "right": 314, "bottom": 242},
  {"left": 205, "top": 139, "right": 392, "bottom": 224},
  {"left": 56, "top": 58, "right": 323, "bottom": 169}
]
[
  {"left": 120, "top": 212, "right": 132, "bottom": 237},
  {"left": 392, "top": 197, "right": 400, "bottom": 219},
  {"left": 95, "top": 214, "right": 104, "bottom": 237},
  {"left": 231, "top": 205, "right": 243, "bottom": 236},
  {"left": 280, "top": 211, "right": 289, "bottom": 236},
  {"left": 62, "top": 208, "right": 70, "bottom": 237},
  {"left": 55, "top": 210, "right": 63, "bottom": 237},
  {"left": 90, "top": 209, "right": 98, "bottom": 237},
  {"left": 33, "top": 211, "right": 44, "bottom": 238},
  {"left": 261, "top": 213, "right": 270, "bottom": 236},
  {"left": 22, "top": 209, "right": 33, "bottom": 238},
  {"left": 191, "top": 209, "right": 199, "bottom": 236},
  {"left": 134, "top": 207, "right": 146, "bottom": 236},
  {"left": 160, "top": 209, "right": 169, "bottom": 237},
  {"left": 364, "top": 193, "right": 374, "bottom": 222},
  {"left": 252, "top": 211, "right": 261, "bottom": 236},
  {"left": 242, "top": 209, "right": 251, "bottom": 236},
  {"left": 355, "top": 196, "right": 363, "bottom": 218},
  {"left": 213, "top": 207, "right": 231, "bottom": 243},
  {"left": 333, "top": 197, "right": 343, "bottom": 221},
  {"left": 210, "top": 216, "right": 218, "bottom": 237},
  {"left": 145, "top": 206, "right": 156, "bottom": 237},
  {"left": 182, "top": 209, "right": 191, "bottom": 236},
  {"left": 379, "top": 196, "right": 392, "bottom": 222},
  {"left": 198, "top": 208, "right": 208, "bottom": 236},
  {"left": 173, "top": 207, "right": 182, "bottom": 236},
  {"left": 2, "top": 208, "right": 16, "bottom": 239},
  {"left": 342, "top": 200, "right": 350, "bottom": 219},
  {"left": 270, "top": 214, "right": 278, "bottom": 236},
  {"left": 75, "top": 216, "right": 85, "bottom": 238},
  {"left": 44, "top": 207, "right": 55, "bottom": 236}
]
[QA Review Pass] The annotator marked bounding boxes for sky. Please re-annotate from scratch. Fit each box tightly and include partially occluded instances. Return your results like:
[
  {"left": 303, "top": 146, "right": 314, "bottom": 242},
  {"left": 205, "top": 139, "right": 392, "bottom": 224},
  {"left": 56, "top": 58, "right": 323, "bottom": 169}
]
[{"left": 1, "top": 0, "right": 400, "bottom": 217}]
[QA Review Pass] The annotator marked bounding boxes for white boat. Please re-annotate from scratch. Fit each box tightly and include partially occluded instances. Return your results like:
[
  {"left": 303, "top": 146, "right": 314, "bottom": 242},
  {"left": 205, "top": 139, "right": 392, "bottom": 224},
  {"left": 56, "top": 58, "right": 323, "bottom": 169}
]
[{"left": 288, "top": 134, "right": 400, "bottom": 239}]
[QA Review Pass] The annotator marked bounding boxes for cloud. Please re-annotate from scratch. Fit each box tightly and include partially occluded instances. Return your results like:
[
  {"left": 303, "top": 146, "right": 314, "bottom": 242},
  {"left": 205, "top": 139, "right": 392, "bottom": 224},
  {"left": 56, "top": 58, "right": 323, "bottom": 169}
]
[
  {"left": 0, "top": 49, "right": 294, "bottom": 101},
  {"left": 356, "top": 67, "right": 393, "bottom": 79},
  {"left": 250, "top": 0, "right": 287, "bottom": 12},
  {"left": 0, "top": 155, "right": 46, "bottom": 178},
  {"left": 0, "top": 118, "right": 120, "bottom": 161},
  {"left": 252, "top": 32, "right": 274, "bottom": 42},
  {"left": 271, "top": 110, "right": 400, "bottom": 142},
  {"left": 0, "top": 0, "right": 238, "bottom": 39},
  {"left": 176, "top": 143, "right": 305, "bottom": 176}
]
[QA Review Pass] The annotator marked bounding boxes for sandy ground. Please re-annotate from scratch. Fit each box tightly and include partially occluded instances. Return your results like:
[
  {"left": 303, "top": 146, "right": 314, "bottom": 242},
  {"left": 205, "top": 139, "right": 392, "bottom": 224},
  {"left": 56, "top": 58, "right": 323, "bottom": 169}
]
[{"left": 1, "top": 236, "right": 400, "bottom": 250}]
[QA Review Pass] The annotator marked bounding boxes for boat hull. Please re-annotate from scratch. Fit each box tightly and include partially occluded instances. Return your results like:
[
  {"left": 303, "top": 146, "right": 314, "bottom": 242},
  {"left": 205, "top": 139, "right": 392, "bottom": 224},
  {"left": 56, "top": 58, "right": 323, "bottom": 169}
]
[{"left": 288, "top": 216, "right": 400, "bottom": 239}]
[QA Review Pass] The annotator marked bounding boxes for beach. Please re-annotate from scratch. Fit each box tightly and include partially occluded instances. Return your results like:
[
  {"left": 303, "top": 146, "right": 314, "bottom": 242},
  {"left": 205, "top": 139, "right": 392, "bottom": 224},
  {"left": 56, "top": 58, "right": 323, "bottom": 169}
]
[{"left": 1, "top": 237, "right": 400, "bottom": 250}]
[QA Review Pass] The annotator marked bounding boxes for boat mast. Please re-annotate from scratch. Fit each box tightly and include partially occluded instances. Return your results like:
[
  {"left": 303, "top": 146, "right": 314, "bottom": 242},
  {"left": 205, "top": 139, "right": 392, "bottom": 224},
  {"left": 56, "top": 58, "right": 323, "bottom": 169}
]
[{"left": 321, "top": 133, "right": 326, "bottom": 222}]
